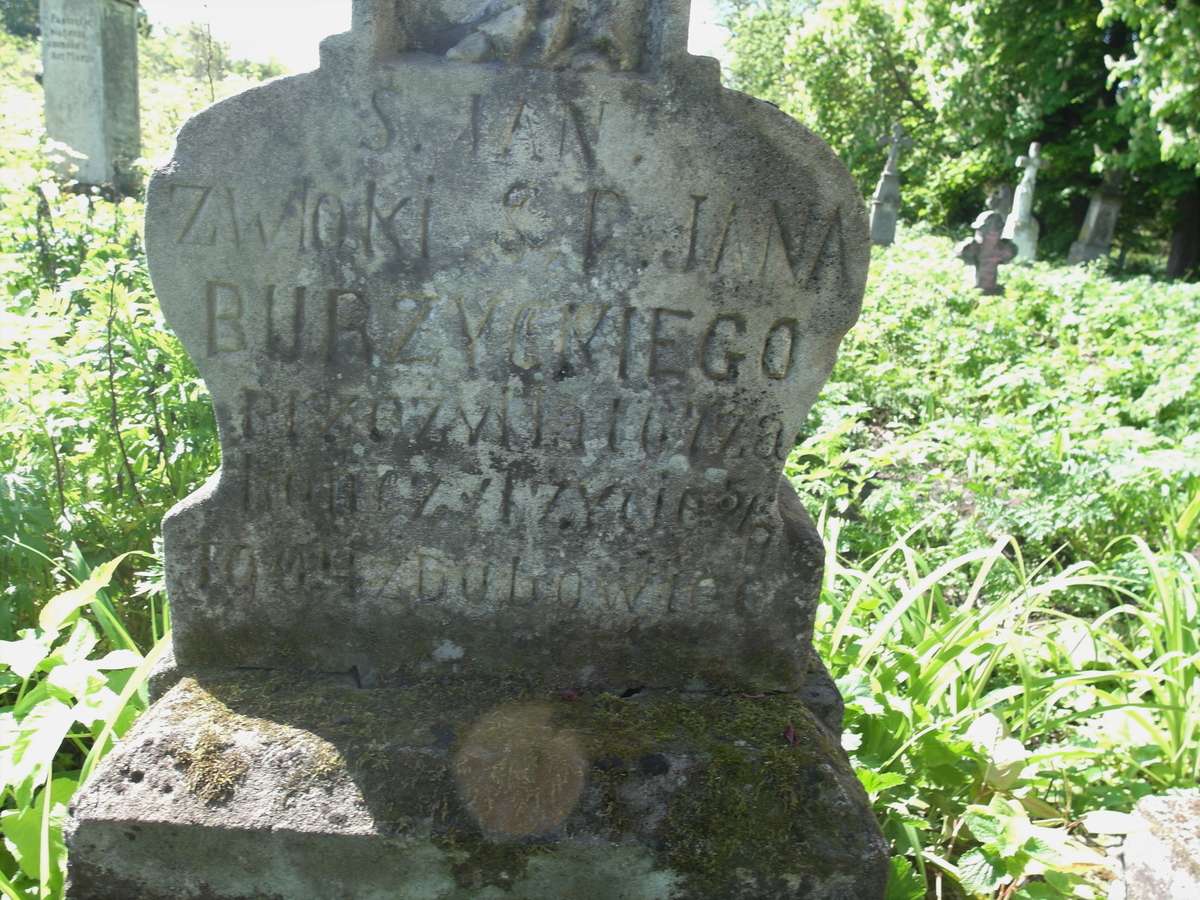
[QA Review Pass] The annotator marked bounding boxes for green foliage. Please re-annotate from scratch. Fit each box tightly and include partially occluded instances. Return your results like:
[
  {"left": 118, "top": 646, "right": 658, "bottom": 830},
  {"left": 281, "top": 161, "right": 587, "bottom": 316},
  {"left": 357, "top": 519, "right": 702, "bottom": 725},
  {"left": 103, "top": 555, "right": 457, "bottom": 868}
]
[
  {"left": 786, "top": 234, "right": 1200, "bottom": 897},
  {"left": 790, "top": 230, "right": 1200, "bottom": 572},
  {"left": 1100, "top": 0, "right": 1200, "bottom": 173},
  {"left": 726, "top": 0, "right": 1200, "bottom": 262},
  {"left": 0, "top": 31, "right": 273, "bottom": 899},
  {"left": 0, "top": 190, "right": 219, "bottom": 638},
  {"left": 0, "top": 30, "right": 244, "bottom": 640},
  {"left": 1, "top": 554, "right": 167, "bottom": 899},
  {"left": 814, "top": 518, "right": 1199, "bottom": 897},
  {"left": 0, "top": 18, "right": 1198, "bottom": 900},
  {"left": 0, "top": 0, "right": 37, "bottom": 39}
]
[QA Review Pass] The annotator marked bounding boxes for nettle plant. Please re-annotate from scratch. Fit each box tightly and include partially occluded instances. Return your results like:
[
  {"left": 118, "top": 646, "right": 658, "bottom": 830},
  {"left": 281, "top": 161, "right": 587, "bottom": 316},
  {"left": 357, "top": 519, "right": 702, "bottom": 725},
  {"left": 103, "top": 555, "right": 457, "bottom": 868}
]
[{"left": 0, "top": 553, "right": 165, "bottom": 899}]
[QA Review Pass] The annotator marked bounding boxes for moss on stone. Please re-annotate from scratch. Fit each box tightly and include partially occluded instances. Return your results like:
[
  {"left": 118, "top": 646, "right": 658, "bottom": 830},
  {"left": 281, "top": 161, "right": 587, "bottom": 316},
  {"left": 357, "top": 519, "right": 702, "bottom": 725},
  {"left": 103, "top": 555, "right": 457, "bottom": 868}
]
[
  {"left": 154, "top": 671, "right": 879, "bottom": 896},
  {"left": 551, "top": 690, "right": 853, "bottom": 894},
  {"left": 180, "top": 726, "right": 250, "bottom": 804}
]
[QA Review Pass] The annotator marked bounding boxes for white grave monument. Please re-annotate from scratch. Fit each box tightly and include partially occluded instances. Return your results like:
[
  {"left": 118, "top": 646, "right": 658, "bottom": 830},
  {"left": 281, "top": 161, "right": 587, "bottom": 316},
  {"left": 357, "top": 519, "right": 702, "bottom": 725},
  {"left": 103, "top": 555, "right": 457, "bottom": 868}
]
[
  {"left": 1003, "top": 142, "right": 1043, "bottom": 262},
  {"left": 40, "top": 0, "right": 141, "bottom": 193}
]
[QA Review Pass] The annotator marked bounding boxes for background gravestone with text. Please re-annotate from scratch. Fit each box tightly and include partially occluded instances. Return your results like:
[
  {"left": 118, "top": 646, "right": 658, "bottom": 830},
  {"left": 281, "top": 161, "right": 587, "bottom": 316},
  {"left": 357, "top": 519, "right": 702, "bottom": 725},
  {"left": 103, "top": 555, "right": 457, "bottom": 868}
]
[
  {"left": 66, "top": 1, "right": 889, "bottom": 896},
  {"left": 40, "top": 0, "right": 140, "bottom": 193}
]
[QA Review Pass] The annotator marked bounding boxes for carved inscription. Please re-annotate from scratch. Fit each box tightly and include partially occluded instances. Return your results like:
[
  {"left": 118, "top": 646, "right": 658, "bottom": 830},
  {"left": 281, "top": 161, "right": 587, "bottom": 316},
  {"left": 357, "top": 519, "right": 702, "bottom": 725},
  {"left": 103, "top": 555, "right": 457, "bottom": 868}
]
[
  {"left": 43, "top": 9, "right": 99, "bottom": 65},
  {"left": 148, "top": 61, "right": 867, "bottom": 683},
  {"left": 163, "top": 91, "right": 852, "bottom": 294},
  {"left": 193, "top": 539, "right": 788, "bottom": 621},
  {"left": 203, "top": 280, "right": 803, "bottom": 386},
  {"left": 171, "top": 178, "right": 848, "bottom": 293},
  {"left": 235, "top": 455, "right": 786, "bottom": 534},
  {"left": 227, "top": 384, "right": 791, "bottom": 463}
]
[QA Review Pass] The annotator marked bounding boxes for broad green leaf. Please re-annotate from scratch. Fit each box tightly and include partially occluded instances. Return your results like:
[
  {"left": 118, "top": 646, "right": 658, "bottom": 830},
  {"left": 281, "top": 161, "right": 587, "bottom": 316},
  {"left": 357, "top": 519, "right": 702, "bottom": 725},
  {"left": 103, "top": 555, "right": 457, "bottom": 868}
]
[
  {"left": 45, "top": 659, "right": 101, "bottom": 701},
  {"left": 0, "top": 700, "right": 74, "bottom": 807},
  {"left": 50, "top": 619, "right": 98, "bottom": 666},
  {"left": 884, "top": 855, "right": 925, "bottom": 900},
  {"left": 0, "top": 777, "right": 74, "bottom": 891},
  {"left": 857, "top": 768, "right": 907, "bottom": 800},
  {"left": 0, "top": 632, "right": 53, "bottom": 680},
  {"left": 965, "top": 797, "right": 1029, "bottom": 858},
  {"left": 93, "top": 650, "right": 142, "bottom": 670},
  {"left": 39, "top": 552, "right": 138, "bottom": 632},
  {"left": 963, "top": 807, "right": 1006, "bottom": 848},
  {"left": 956, "top": 848, "right": 1008, "bottom": 896}
]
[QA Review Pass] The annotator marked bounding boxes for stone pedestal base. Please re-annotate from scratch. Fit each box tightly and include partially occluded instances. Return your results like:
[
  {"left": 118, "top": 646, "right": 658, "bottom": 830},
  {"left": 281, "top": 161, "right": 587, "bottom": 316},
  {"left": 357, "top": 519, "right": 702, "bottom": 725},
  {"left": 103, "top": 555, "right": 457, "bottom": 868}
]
[
  {"left": 67, "top": 669, "right": 887, "bottom": 899},
  {"left": 869, "top": 200, "right": 899, "bottom": 246},
  {"left": 1003, "top": 217, "right": 1040, "bottom": 262},
  {"left": 1068, "top": 240, "right": 1108, "bottom": 265}
]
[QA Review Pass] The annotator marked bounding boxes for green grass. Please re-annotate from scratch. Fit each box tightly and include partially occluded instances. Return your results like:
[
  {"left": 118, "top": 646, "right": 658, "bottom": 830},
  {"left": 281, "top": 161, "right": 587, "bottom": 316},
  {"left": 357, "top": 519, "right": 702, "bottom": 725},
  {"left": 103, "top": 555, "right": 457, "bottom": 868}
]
[{"left": 0, "top": 26, "right": 1198, "bottom": 900}]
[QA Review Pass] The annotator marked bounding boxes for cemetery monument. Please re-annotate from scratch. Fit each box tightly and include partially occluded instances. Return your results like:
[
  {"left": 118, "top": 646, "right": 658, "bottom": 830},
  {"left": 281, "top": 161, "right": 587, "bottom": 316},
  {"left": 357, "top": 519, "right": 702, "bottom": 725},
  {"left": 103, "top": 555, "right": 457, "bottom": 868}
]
[
  {"left": 1069, "top": 173, "right": 1123, "bottom": 265},
  {"left": 66, "top": 0, "right": 888, "bottom": 896},
  {"left": 40, "top": 0, "right": 141, "bottom": 193},
  {"left": 987, "top": 183, "right": 1013, "bottom": 221},
  {"left": 1003, "top": 142, "right": 1043, "bottom": 261},
  {"left": 957, "top": 210, "right": 1017, "bottom": 295},
  {"left": 869, "top": 123, "right": 911, "bottom": 246}
]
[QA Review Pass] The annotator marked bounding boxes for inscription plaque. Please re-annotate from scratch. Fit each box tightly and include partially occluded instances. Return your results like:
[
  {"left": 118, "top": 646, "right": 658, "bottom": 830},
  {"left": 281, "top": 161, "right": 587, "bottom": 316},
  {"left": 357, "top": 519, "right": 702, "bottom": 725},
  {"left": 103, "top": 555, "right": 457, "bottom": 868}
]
[{"left": 146, "top": 0, "right": 869, "bottom": 691}]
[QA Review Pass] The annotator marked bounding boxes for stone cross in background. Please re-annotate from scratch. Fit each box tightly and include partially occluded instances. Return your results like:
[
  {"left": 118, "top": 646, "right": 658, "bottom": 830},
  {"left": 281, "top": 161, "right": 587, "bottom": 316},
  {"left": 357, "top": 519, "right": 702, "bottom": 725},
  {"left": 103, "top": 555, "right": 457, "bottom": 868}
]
[
  {"left": 958, "top": 210, "right": 1017, "bottom": 294},
  {"left": 1003, "top": 142, "right": 1044, "bottom": 261},
  {"left": 869, "top": 122, "right": 912, "bottom": 245},
  {"left": 40, "top": 0, "right": 141, "bottom": 194},
  {"left": 1069, "top": 171, "right": 1123, "bottom": 264},
  {"left": 67, "top": 0, "right": 888, "bottom": 896}
]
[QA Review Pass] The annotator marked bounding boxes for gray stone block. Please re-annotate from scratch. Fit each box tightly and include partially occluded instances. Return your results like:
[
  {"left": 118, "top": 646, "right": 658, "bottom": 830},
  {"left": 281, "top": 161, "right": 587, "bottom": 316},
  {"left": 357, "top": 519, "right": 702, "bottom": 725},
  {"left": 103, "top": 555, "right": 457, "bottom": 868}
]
[
  {"left": 1113, "top": 790, "right": 1200, "bottom": 900},
  {"left": 68, "top": 671, "right": 888, "bottom": 899}
]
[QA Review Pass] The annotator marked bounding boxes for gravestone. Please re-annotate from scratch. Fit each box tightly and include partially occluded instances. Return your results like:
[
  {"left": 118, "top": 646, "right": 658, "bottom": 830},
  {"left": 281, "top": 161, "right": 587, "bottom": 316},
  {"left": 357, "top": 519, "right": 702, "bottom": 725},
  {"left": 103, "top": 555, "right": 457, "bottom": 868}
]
[
  {"left": 869, "top": 123, "right": 911, "bottom": 246},
  {"left": 66, "top": 1, "right": 888, "bottom": 896},
  {"left": 1003, "top": 142, "right": 1043, "bottom": 261},
  {"left": 40, "top": 0, "right": 141, "bottom": 194},
  {"left": 987, "top": 183, "right": 1013, "bottom": 220},
  {"left": 1069, "top": 174, "right": 1123, "bottom": 265},
  {"left": 957, "top": 210, "right": 1016, "bottom": 295}
]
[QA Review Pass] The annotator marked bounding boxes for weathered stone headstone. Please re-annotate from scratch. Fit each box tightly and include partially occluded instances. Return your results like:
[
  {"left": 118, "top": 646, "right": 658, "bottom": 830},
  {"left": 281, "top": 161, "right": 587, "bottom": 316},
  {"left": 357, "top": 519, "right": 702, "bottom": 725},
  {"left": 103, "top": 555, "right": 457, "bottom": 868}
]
[
  {"left": 987, "top": 183, "right": 1014, "bottom": 220},
  {"left": 869, "top": 122, "right": 911, "bottom": 246},
  {"left": 1069, "top": 174, "right": 1123, "bottom": 265},
  {"left": 67, "top": 1, "right": 888, "bottom": 896},
  {"left": 957, "top": 210, "right": 1017, "bottom": 295},
  {"left": 1003, "top": 142, "right": 1043, "bottom": 261},
  {"left": 40, "top": 0, "right": 141, "bottom": 193}
]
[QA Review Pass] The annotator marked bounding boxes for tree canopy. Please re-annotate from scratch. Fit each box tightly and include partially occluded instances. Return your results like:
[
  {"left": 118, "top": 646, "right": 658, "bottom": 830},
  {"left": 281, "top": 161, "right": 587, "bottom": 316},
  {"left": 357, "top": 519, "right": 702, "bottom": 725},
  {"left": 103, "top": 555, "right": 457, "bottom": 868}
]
[{"left": 726, "top": 0, "right": 1200, "bottom": 271}]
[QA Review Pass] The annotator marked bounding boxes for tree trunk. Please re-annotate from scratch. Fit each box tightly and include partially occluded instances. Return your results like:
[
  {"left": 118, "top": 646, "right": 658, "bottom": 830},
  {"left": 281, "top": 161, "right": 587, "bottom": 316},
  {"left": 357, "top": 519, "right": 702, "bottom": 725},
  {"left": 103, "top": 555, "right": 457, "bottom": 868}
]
[{"left": 1167, "top": 185, "right": 1200, "bottom": 280}]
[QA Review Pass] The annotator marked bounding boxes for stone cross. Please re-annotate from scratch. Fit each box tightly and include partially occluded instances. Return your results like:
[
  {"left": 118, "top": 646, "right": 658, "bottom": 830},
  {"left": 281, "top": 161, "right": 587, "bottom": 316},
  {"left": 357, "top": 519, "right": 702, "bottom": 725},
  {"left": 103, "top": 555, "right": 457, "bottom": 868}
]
[
  {"left": 957, "top": 210, "right": 1017, "bottom": 294},
  {"left": 1003, "top": 142, "right": 1043, "bottom": 261},
  {"left": 1069, "top": 171, "right": 1124, "bottom": 265},
  {"left": 40, "top": 0, "right": 141, "bottom": 194},
  {"left": 869, "top": 123, "right": 912, "bottom": 245},
  {"left": 68, "top": 1, "right": 889, "bottom": 896}
]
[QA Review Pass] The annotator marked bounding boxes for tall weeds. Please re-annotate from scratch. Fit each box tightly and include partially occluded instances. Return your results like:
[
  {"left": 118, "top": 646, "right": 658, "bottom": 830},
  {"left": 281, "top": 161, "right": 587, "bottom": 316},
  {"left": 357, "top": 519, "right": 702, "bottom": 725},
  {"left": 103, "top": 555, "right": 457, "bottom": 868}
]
[{"left": 815, "top": 513, "right": 1200, "bottom": 898}]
